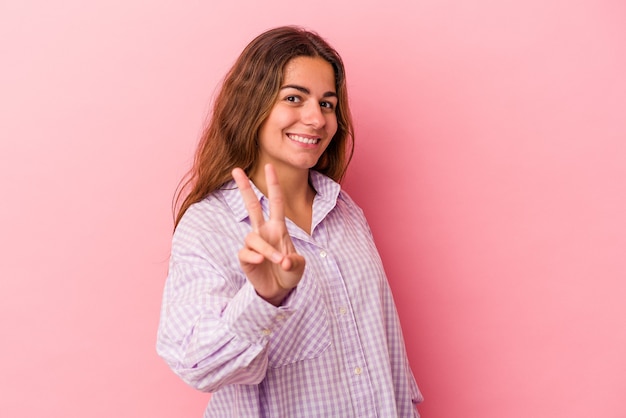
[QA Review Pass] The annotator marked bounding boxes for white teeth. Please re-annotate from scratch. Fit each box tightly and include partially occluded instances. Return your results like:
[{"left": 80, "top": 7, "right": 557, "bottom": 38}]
[{"left": 289, "top": 134, "right": 319, "bottom": 144}]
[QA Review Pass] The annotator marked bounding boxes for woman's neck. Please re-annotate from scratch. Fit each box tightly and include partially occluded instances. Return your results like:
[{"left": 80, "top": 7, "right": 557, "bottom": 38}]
[{"left": 250, "top": 165, "right": 315, "bottom": 234}]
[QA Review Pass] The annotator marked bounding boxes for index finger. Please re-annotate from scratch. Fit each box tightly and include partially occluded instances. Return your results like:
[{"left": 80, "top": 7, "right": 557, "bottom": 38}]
[
  {"left": 232, "top": 168, "right": 265, "bottom": 232},
  {"left": 265, "top": 164, "right": 285, "bottom": 222}
]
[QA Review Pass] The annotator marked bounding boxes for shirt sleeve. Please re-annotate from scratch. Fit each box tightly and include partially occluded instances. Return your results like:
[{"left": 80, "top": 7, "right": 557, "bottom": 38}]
[{"left": 156, "top": 209, "right": 297, "bottom": 392}]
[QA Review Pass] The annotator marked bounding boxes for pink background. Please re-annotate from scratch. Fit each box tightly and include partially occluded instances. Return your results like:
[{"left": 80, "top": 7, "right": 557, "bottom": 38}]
[{"left": 1, "top": 0, "right": 625, "bottom": 417}]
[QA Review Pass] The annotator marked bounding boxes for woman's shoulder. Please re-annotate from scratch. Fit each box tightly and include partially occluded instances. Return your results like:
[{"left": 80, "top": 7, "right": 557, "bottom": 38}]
[
  {"left": 176, "top": 181, "right": 241, "bottom": 233},
  {"left": 337, "top": 188, "right": 360, "bottom": 209}
]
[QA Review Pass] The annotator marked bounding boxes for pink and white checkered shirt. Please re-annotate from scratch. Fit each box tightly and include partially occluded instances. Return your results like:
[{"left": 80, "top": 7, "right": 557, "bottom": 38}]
[{"left": 157, "top": 171, "right": 423, "bottom": 417}]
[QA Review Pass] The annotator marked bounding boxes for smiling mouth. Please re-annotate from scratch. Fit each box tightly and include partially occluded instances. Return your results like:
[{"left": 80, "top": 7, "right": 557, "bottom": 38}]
[{"left": 288, "top": 134, "right": 320, "bottom": 145}]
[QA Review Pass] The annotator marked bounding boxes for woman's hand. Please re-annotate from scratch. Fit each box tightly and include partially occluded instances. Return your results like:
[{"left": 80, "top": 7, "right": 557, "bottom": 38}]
[{"left": 232, "top": 164, "right": 305, "bottom": 306}]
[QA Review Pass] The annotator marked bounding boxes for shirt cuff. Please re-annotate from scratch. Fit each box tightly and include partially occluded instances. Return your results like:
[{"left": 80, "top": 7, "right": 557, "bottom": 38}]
[{"left": 222, "top": 281, "right": 296, "bottom": 343}]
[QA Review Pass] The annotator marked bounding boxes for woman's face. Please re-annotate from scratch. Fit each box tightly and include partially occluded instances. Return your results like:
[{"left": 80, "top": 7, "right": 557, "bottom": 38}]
[{"left": 256, "top": 56, "right": 338, "bottom": 175}]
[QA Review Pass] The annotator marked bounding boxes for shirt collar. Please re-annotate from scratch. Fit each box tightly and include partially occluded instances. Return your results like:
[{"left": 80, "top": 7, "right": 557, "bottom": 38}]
[
  {"left": 221, "top": 179, "right": 263, "bottom": 223},
  {"left": 221, "top": 170, "right": 341, "bottom": 224}
]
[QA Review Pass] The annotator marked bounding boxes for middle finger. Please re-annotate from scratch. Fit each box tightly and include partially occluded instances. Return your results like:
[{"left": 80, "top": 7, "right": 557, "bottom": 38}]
[{"left": 264, "top": 164, "right": 286, "bottom": 223}]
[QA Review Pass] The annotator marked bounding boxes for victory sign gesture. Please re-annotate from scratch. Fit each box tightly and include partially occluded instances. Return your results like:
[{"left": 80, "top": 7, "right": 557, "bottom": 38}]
[{"left": 231, "top": 164, "right": 306, "bottom": 306}]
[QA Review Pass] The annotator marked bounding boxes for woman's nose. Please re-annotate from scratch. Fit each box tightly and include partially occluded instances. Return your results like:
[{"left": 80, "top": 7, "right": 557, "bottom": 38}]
[{"left": 302, "top": 101, "right": 325, "bottom": 129}]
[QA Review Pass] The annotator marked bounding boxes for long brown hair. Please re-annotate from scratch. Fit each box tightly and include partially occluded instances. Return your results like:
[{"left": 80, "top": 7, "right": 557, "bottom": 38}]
[{"left": 174, "top": 26, "right": 355, "bottom": 228}]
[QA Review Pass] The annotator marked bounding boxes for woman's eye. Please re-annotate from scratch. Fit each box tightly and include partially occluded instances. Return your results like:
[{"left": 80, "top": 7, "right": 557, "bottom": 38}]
[
  {"left": 285, "top": 95, "right": 301, "bottom": 103},
  {"left": 321, "top": 101, "right": 335, "bottom": 110}
]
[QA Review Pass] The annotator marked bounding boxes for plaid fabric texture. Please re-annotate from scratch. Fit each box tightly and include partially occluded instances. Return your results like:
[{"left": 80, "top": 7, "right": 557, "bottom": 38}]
[{"left": 157, "top": 171, "right": 422, "bottom": 417}]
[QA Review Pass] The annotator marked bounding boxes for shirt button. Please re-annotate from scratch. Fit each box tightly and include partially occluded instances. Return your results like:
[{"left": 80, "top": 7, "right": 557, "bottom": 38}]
[
  {"left": 338, "top": 307, "right": 347, "bottom": 315},
  {"left": 261, "top": 328, "right": 271, "bottom": 336},
  {"left": 319, "top": 250, "right": 327, "bottom": 258},
  {"left": 354, "top": 367, "right": 362, "bottom": 375},
  {"left": 276, "top": 314, "right": 286, "bottom": 321}
]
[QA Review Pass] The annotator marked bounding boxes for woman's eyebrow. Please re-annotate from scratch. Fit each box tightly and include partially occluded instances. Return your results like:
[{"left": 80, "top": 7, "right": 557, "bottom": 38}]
[{"left": 280, "top": 84, "right": 337, "bottom": 98}]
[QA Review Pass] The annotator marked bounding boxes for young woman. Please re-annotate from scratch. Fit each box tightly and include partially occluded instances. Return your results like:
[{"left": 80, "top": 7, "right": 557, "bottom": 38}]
[{"left": 157, "top": 26, "right": 423, "bottom": 417}]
